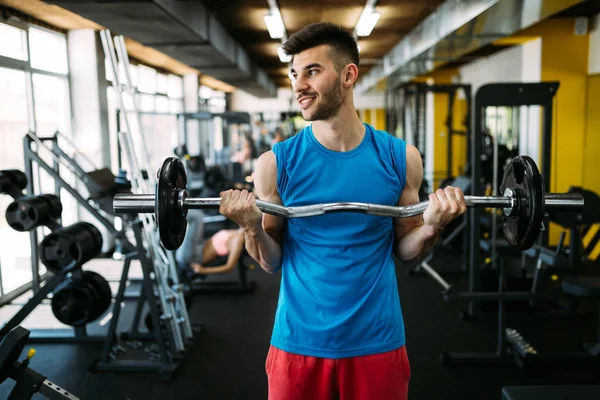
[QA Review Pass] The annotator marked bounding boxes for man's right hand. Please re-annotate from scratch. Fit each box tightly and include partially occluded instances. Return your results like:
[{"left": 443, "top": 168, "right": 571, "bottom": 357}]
[{"left": 219, "top": 189, "right": 263, "bottom": 231}]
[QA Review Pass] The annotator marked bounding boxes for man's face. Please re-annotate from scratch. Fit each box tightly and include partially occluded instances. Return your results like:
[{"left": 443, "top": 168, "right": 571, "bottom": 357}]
[{"left": 289, "top": 45, "right": 344, "bottom": 121}]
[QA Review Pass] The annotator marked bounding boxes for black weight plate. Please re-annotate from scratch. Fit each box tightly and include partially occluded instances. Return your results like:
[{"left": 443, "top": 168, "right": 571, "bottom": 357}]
[
  {"left": 82, "top": 271, "right": 112, "bottom": 322},
  {"left": 499, "top": 156, "right": 545, "bottom": 250},
  {"left": 40, "top": 234, "right": 80, "bottom": 274},
  {"left": 0, "top": 173, "right": 9, "bottom": 193},
  {"left": 5, "top": 200, "right": 39, "bottom": 232},
  {"left": 39, "top": 194, "right": 63, "bottom": 219},
  {"left": 0, "top": 169, "right": 27, "bottom": 192},
  {"left": 156, "top": 157, "right": 188, "bottom": 250},
  {"left": 51, "top": 278, "right": 96, "bottom": 326}
]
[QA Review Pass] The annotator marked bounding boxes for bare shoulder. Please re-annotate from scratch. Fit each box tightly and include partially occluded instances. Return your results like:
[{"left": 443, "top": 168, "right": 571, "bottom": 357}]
[
  {"left": 253, "top": 150, "right": 280, "bottom": 203},
  {"left": 404, "top": 144, "right": 423, "bottom": 189}
]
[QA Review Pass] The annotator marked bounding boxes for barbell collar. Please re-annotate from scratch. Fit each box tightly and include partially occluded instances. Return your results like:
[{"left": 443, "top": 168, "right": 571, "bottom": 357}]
[{"left": 113, "top": 194, "right": 155, "bottom": 213}]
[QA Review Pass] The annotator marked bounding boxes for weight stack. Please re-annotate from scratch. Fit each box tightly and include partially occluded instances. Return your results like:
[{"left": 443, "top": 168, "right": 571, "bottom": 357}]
[
  {"left": 40, "top": 222, "right": 103, "bottom": 274},
  {"left": 5, "top": 194, "right": 62, "bottom": 231}
]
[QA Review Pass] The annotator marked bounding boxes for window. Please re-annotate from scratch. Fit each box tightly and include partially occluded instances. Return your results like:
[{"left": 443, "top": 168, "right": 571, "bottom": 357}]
[
  {"left": 137, "top": 64, "right": 157, "bottom": 94},
  {"left": 0, "top": 23, "right": 28, "bottom": 61},
  {"left": 155, "top": 96, "right": 169, "bottom": 113},
  {"left": 0, "top": 22, "right": 73, "bottom": 297},
  {"left": 170, "top": 99, "right": 183, "bottom": 114},
  {"left": 156, "top": 73, "right": 169, "bottom": 95},
  {"left": 168, "top": 75, "right": 183, "bottom": 99},
  {"left": 29, "top": 27, "right": 68, "bottom": 74},
  {"left": 0, "top": 67, "right": 32, "bottom": 293},
  {"left": 139, "top": 93, "right": 155, "bottom": 113},
  {"left": 32, "top": 74, "right": 71, "bottom": 135},
  {"left": 106, "top": 61, "right": 184, "bottom": 176}
]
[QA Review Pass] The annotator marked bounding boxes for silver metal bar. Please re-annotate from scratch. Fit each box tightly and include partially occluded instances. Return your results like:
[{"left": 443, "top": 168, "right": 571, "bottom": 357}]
[
  {"left": 26, "top": 132, "right": 90, "bottom": 184},
  {"left": 54, "top": 130, "right": 99, "bottom": 170},
  {"left": 419, "top": 261, "right": 452, "bottom": 293},
  {"left": 114, "top": 194, "right": 511, "bottom": 217},
  {"left": 544, "top": 194, "right": 585, "bottom": 210},
  {"left": 113, "top": 193, "right": 585, "bottom": 219},
  {"left": 38, "top": 379, "right": 80, "bottom": 400}
]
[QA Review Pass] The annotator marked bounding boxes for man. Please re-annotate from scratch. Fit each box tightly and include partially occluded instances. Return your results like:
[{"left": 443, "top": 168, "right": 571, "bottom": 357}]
[{"left": 219, "top": 22, "right": 466, "bottom": 400}]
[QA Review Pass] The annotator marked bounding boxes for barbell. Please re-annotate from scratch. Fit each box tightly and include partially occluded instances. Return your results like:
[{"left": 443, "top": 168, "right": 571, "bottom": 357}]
[{"left": 113, "top": 155, "right": 584, "bottom": 251}]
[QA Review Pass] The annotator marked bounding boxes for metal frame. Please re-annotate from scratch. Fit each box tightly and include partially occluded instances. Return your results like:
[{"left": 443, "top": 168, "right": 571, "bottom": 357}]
[
  {"left": 386, "top": 82, "right": 472, "bottom": 183},
  {"left": 467, "top": 82, "right": 558, "bottom": 314},
  {"left": 440, "top": 82, "right": 559, "bottom": 367}
]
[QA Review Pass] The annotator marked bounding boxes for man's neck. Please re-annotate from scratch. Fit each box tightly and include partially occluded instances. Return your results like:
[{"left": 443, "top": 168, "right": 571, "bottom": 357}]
[{"left": 312, "top": 106, "right": 365, "bottom": 152}]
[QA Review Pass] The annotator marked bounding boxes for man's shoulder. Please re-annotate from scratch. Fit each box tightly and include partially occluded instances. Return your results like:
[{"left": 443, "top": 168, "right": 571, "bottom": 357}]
[{"left": 367, "top": 124, "right": 406, "bottom": 152}]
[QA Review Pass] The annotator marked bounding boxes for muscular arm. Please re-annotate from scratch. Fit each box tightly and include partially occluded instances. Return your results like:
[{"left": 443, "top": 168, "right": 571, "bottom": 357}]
[
  {"left": 244, "top": 151, "right": 285, "bottom": 274},
  {"left": 393, "top": 145, "right": 440, "bottom": 262}
]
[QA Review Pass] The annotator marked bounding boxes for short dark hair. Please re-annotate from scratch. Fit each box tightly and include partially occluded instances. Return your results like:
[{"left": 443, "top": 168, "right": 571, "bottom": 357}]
[{"left": 281, "top": 22, "right": 359, "bottom": 71}]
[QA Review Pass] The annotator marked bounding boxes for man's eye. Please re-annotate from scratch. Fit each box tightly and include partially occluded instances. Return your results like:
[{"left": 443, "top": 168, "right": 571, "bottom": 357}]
[{"left": 308, "top": 69, "right": 318, "bottom": 76}]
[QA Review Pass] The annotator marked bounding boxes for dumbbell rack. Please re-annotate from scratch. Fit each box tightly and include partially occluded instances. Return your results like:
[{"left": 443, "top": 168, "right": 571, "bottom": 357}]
[
  {"left": 0, "top": 168, "right": 108, "bottom": 344},
  {"left": 21, "top": 131, "right": 198, "bottom": 378}
]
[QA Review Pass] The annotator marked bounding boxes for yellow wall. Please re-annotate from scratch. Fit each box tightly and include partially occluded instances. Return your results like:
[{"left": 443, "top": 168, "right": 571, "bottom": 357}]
[
  {"left": 519, "top": 18, "right": 589, "bottom": 244},
  {"left": 584, "top": 74, "right": 600, "bottom": 191},
  {"left": 358, "top": 107, "right": 385, "bottom": 130},
  {"left": 423, "top": 68, "right": 468, "bottom": 187}
]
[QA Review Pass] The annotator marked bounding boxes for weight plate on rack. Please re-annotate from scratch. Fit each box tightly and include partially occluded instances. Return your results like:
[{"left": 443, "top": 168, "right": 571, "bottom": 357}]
[{"left": 83, "top": 271, "right": 112, "bottom": 322}]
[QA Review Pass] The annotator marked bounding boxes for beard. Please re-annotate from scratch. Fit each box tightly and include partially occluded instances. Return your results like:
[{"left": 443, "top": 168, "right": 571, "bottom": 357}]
[{"left": 303, "top": 77, "right": 343, "bottom": 121}]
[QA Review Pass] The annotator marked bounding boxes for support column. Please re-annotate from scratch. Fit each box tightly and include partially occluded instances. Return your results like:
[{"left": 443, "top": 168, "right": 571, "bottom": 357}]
[
  {"left": 67, "top": 29, "right": 112, "bottom": 251},
  {"left": 183, "top": 73, "right": 200, "bottom": 155},
  {"left": 68, "top": 29, "right": 110, "bottom": 168}
]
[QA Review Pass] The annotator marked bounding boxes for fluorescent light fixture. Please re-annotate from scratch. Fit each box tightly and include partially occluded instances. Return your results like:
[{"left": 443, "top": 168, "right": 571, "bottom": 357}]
[
  {"left": 356, "top": 9, "right": 380, "bottom": 37},
  {"left": 264, "top": 13, "right": 285, "bottom": 39},
  {"left": 277, "top": 46, "right": 292, "bottom": 63}
]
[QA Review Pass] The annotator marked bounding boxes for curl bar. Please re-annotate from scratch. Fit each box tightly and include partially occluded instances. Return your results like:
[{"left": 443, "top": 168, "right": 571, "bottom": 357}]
[{"left": 113, "top": 155, "right": 584, "bottom": 252}]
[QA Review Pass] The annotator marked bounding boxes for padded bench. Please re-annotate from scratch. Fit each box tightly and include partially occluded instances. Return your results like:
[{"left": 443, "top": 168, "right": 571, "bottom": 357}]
[
  {"left": 561, "top": 276, "right": 600, "bottom": 356},
  {"left": 502, "top": 385, "right": 600, "bottom": 400}
]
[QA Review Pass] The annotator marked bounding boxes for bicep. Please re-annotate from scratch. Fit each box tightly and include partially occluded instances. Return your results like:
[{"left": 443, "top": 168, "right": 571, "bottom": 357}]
[
  {"left": 394, "top": 145, "right": 425, "bottom": 239},
  {"left": 253, "top": 151, "right": 286, "bottom": 245}
]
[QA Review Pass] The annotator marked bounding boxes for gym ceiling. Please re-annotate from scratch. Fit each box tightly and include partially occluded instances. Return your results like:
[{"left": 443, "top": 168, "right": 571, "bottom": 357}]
[{"left": 1, "top": 0, "right": 599, "bottom": 96}]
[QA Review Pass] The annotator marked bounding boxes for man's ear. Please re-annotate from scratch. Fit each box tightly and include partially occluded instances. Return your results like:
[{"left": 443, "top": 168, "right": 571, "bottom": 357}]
[{"left": 343, "top": 64, "right": 359, "bottom": 87}]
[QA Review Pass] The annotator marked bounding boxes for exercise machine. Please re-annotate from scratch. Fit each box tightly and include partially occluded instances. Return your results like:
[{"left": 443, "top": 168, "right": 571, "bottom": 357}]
[{"left": 0, "top": 326, "right": 79, "bottom": 399}]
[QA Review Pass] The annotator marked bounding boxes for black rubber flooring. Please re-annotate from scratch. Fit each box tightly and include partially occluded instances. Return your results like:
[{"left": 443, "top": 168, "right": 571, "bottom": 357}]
[{"left": 0, "top": 253, "right": 599, "bottom": 400}]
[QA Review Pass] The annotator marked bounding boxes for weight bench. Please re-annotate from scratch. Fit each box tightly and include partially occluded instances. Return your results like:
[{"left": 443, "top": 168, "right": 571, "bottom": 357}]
[
  {"left": 502, "top": 385, "right": 600, "bottom": 399},
  {"left": 561, "top": 276, "right": 600, "bottom": 356},
  {"left": 179, "top": 253, "right": 257, "bottom": 294}
]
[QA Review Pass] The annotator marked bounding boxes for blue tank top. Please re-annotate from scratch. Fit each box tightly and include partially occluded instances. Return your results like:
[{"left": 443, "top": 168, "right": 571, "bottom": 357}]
[{"left": 270, "top": 123, "right": 407, "bottom": 359}]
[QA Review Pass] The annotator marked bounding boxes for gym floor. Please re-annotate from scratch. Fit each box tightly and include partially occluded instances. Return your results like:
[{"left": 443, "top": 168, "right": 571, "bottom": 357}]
[{"left": 0, "top": 254, "right": 599, "bottom": 400}]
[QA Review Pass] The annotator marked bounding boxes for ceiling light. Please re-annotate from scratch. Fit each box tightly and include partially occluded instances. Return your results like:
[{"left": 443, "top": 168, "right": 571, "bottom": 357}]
[
  {"left": 277, "top": 46, "right": 292, "bottom": 63},
  {"left": 264, "top": 13, "right": 285, "bottom": 39},
  {"left": 356, "top": 9, "right": 380, "bottom": 37}
]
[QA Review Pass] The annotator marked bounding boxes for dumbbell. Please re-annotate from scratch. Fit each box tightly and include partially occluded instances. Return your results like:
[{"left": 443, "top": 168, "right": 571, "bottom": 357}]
[{"left": 5, "top": 194, "right": 62, "bottom": 232}]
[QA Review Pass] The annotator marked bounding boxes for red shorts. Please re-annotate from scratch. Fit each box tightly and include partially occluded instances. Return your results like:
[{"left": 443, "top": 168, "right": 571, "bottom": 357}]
[{"left": 265, "top": 345, "right": 411, "bottom": 400}]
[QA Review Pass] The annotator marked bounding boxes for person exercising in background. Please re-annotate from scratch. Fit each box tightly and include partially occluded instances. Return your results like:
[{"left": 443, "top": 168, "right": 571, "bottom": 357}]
[
  {"left": 176, "top": 209, "right": 245, "bottom": 276},
  {"left": 219, "top": 22, "right": 466, "bottom": 400}
]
